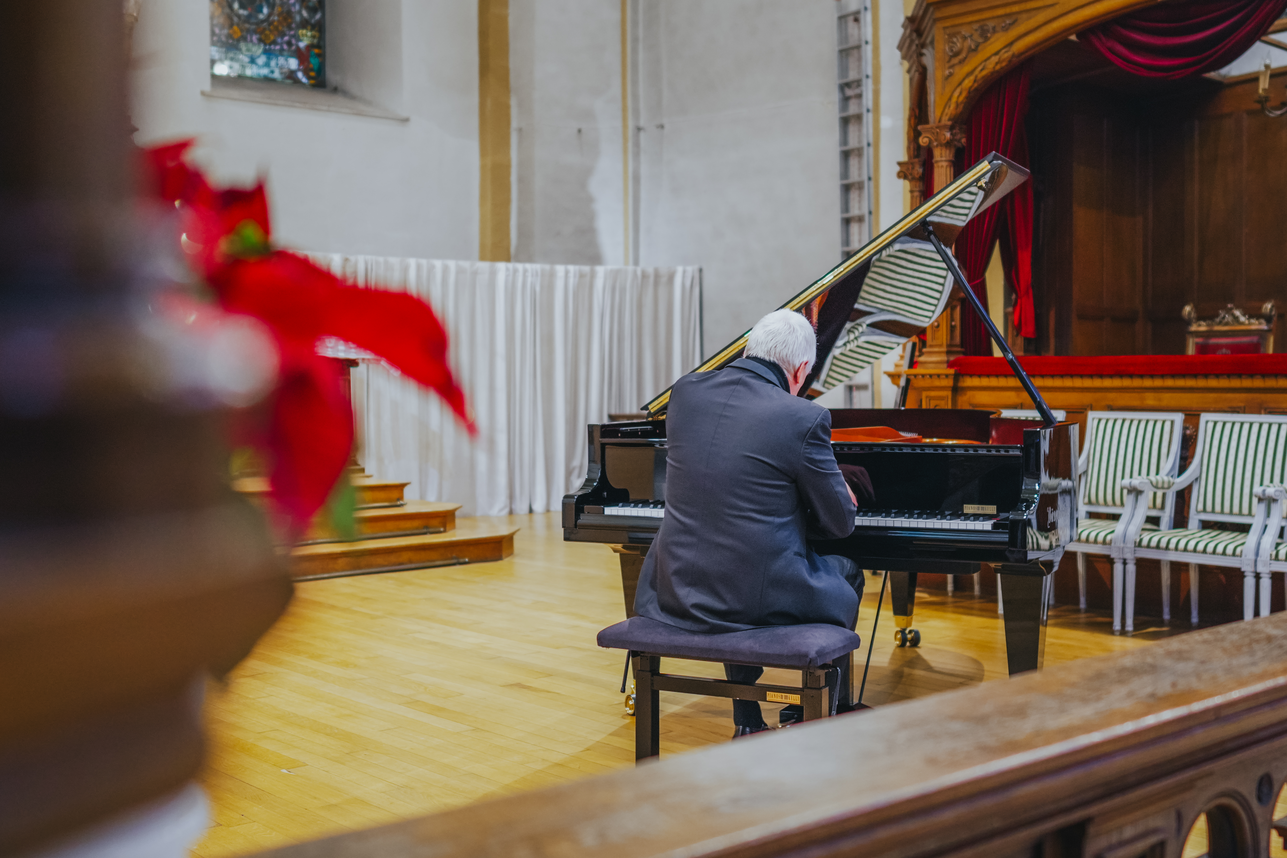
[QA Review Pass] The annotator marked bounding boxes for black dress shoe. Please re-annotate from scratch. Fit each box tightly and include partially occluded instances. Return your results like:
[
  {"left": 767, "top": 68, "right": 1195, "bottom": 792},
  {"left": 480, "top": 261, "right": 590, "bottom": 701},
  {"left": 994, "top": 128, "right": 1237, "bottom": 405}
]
[
  {"left": 836, "top": 701, "right": 873, "bottom": 714},
  {"left": 732, "top": 723, "right": 774, "bottom": 739},
  {"left": 778, "top": 704, "right": 804, "bottom": 726}
]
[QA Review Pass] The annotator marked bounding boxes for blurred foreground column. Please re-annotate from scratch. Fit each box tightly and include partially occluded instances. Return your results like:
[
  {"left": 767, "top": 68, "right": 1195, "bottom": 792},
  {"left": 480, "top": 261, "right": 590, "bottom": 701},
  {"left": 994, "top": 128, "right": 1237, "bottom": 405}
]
[{"left": 0, "top": 1, "right": 292, "bottom": 855}]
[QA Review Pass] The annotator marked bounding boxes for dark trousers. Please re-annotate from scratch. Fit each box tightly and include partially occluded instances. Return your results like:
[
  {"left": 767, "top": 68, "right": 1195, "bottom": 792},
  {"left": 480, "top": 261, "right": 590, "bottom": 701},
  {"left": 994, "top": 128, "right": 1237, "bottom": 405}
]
[{"left": 726, "top": 555, "right": 863, "bottom": 728}]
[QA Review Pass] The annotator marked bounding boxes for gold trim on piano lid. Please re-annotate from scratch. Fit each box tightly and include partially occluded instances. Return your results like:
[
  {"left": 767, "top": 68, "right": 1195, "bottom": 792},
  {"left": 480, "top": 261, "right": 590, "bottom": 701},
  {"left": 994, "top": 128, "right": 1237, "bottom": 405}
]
[{"left": 640, "top": 158, "right": 1002, "bottom": 417}]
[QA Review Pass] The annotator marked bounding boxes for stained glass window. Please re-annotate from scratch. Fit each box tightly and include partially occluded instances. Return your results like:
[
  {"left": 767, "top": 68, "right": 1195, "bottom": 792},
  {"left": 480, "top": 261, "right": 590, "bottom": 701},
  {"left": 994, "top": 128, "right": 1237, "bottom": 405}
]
[{"left": 210, "top": 1, "right": 326, "bottom": 88}]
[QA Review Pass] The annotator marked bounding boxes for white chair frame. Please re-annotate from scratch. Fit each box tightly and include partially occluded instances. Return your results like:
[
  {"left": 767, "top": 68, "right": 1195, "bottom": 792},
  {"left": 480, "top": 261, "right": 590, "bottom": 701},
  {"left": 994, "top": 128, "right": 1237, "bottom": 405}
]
[
  {"left": 1253, "top": 484, "right": 1287, "bottom": 614},
  {"left": 1064, "top": 411, "right": 1185, "bottom": 631},
  {"left": 1118, "top": 413, "right": 1287, "bottom": 633}
]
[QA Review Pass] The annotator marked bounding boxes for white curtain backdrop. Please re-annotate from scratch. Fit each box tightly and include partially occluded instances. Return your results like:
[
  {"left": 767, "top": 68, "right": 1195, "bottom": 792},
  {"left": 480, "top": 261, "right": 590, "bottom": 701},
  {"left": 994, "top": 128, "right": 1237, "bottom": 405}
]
[{"left": 309, "top": 255, "right": 702, "bottom": 516}]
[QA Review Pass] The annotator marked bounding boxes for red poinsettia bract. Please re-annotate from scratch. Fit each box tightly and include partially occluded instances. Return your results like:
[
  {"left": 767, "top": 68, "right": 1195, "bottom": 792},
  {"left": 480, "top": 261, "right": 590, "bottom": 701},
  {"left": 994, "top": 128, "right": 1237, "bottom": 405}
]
[{"left": 142, "top": 140, "right": 474, "bottom": 534}]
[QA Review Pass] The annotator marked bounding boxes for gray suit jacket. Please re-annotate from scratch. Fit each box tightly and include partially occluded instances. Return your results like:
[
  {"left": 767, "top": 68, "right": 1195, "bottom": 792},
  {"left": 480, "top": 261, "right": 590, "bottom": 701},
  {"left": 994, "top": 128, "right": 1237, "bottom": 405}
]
[{"left": 633, "top": 358, "right": 858, "bottom": 633}]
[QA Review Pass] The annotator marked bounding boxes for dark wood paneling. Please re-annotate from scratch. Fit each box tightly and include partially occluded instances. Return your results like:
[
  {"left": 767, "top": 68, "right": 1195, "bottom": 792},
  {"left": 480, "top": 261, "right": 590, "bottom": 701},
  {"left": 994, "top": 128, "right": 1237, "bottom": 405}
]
[
  {"left": 1195, "top": 112, "right": 1244, "bottom": 301},
  {"left": 1030, "top": 73, "right": 1283, "bottom": 356},
  {"left": 1147, "top": 112, "right": 1192, "bottom": 355},
  {"left": 1034, "top": 86, "right": 1147, "bottom": 356},
  {"left": 1243, "top": 109, "right": 1287, "bottom": 298}
]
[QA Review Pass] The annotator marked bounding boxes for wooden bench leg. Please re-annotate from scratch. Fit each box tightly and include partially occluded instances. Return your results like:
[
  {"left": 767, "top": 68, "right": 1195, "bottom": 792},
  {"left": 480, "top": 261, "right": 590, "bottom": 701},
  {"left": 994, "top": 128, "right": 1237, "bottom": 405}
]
[
  {"left": 633, "top": 654, "right": 660, "bottom": 762},
  {"left": 802, "top": 668, "right": 829, "bottom": 721}
]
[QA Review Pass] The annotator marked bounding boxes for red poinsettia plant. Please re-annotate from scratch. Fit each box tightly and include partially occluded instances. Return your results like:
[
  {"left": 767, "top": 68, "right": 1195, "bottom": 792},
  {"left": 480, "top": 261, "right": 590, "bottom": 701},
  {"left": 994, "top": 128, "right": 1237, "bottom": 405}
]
[{"left": 142, "top": 140, "right": 474, "bottom": 535}]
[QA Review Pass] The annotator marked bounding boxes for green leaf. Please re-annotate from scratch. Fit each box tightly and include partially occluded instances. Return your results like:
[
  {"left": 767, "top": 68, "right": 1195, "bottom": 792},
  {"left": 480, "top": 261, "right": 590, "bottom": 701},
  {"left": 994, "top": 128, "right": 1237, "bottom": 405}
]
[
  {"left": 220, "top": 219, "right": 272, "bottom": 259},
  {"left": 324, "top": 472, "right": 358, "bottom": 541}
]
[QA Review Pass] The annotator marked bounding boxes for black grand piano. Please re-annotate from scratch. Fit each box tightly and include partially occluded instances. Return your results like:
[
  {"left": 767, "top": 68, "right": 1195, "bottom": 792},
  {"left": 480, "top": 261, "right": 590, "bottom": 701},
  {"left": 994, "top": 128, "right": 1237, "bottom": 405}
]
[{"left": 564, "top": 154, "right": 1078, "bottom": 676}]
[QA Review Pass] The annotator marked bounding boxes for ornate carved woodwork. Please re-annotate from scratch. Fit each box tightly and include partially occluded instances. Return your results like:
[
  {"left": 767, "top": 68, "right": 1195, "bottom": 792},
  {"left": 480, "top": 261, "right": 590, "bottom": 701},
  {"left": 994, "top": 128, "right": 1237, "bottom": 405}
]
[
  {"left": 896, "top": 158, "right": 926, "bottom": 209},
  {"left": 901, "top": 0, "right": 1158, "bottom": 124},
  {"left": 917, "top": 121, "right": 966, "bottom": 194},
  {"left": 1185, "top": 302, "right": 1278, "bottom": 355},
  {"left": 944, "top": 17, "right": 1018, "bottom": 78}
]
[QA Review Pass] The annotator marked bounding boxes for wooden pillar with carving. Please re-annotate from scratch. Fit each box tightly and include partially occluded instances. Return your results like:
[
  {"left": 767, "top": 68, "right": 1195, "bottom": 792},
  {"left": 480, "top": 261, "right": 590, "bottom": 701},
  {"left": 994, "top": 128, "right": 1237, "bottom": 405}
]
[
  {"left": 896, "top": 159, "right": 925, "bottom": 210},
  {"left": 915, "top": 122, "right": 967, "bottom": 368}
]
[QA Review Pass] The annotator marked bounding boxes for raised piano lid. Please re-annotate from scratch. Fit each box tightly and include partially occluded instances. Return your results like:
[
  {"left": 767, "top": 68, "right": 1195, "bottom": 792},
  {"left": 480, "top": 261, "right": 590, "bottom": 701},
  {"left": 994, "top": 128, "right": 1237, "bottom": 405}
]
[{"left": 641, "top": 152, "right": 1031, "bottom": 418}]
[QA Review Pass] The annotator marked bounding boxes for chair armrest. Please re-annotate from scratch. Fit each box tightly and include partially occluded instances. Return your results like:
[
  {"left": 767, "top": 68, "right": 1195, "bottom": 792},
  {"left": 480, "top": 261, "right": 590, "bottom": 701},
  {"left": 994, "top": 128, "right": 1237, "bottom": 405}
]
[
  {"left": 1254, "top": 484, "right": 1287, "bottom": 502},
  {"left": 1255, "top": 485, "right": 1287, "bottom": 570},
  {"left": 1121, "top": 454, "right": 1200, "bottom": 495},
  {"left": 1121, "top": 474, "right": 1177, "bottom": 492},
  {"left": 1113, "top": 470, "right": 1190, "bottom": 554}
]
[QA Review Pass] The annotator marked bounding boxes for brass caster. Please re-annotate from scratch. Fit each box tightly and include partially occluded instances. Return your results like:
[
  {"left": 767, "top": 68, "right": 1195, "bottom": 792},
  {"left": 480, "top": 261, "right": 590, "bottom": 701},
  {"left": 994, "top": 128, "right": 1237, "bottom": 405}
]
[{"left": 624, "top": 679, "right": 636, "bottom": 716}]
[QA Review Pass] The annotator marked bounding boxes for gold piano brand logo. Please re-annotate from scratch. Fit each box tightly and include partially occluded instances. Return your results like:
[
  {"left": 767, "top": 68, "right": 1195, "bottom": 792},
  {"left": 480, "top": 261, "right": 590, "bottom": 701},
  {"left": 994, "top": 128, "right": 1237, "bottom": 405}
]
[
  {"left": 963, "top": 504, "right": 997, "bottom": 515},
  {"left": 765, "top": 692, "right": 801, "bottom": 704}
]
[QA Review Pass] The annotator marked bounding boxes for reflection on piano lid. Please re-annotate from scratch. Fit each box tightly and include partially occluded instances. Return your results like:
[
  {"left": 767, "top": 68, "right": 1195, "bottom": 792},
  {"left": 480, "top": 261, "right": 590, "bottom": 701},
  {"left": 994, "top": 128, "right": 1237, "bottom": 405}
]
[{"left": 641, "top": 152, "right": 1034, "bottom": 418}]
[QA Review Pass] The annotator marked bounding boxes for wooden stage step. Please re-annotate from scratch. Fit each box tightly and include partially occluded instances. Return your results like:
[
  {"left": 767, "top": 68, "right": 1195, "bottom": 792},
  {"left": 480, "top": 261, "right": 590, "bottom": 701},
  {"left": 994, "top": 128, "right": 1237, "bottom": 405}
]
[
  {"left": 301, "top": 501, "right": 460, "bottom": 543},
  {"left": 287, "top": 518, "right": 518, "bottom": 581},
  {"left": 232, "top": 474, "right": 410, "bottom": 508},
  {"left": 233, "top": 476, "right": 513, "bottom": 581}
]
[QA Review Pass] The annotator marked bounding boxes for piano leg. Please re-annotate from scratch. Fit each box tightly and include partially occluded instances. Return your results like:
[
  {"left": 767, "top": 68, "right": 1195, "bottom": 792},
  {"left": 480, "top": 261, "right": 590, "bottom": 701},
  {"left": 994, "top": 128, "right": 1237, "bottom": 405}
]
[
  {"left": 611, "top": 544, "right": 648, "bottom": 619},
  {"left": 612, "top": 545, "right": 649, "bottom": 716},
  {"left": 997, "top": 569, "right": 1049, "bottom": 675},
  {"left": 889, "top": 571, "right": 920, "bottom": 647}
]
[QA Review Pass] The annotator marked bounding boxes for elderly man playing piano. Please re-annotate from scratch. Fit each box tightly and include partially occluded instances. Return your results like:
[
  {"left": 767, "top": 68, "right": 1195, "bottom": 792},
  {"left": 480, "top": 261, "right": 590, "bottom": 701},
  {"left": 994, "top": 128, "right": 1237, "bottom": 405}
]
[{"left": 633, "top": 308, "right": 867, "bottom": 737}]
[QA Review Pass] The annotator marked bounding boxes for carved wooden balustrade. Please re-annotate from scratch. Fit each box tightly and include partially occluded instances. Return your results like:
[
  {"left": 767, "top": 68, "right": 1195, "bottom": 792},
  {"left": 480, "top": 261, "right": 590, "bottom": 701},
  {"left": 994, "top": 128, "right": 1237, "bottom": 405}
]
[{"left": 259, "top": 612, "right": 1287, "bottom": 858}]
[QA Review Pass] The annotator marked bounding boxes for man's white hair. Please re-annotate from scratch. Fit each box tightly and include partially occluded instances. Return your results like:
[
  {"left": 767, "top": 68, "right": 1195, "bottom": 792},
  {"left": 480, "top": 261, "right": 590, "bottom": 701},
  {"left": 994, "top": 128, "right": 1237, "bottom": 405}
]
[{"left": 745, "top": 309, "right": 816, "bottom": 375}]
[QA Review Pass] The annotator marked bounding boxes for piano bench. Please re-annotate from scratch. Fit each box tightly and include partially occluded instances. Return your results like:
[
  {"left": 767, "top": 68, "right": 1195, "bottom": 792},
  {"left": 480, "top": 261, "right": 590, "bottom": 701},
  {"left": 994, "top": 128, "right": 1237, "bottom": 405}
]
[{"left": 597, "top": 616, "right": 862, "bottom": 761}]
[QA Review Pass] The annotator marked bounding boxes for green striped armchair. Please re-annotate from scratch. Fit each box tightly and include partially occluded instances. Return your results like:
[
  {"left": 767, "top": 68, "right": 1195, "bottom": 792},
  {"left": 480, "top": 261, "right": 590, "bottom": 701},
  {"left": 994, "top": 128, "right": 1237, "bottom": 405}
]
[
  {"left": 1253, "top": 484, "right": 1287, "bottom": 613},
  {"left": 1119, "top": 413, "right": 1287, "bottom": 633},
  {"left": 1067, "top": 411, "right": 1185, "bottom": 634}
]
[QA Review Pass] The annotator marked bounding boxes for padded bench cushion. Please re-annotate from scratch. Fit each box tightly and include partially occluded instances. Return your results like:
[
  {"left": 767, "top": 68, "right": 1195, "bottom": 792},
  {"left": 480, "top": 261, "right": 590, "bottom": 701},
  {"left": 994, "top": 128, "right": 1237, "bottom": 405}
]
[{"left": 597, "top": 616, "right": 861, "bottom": 670}]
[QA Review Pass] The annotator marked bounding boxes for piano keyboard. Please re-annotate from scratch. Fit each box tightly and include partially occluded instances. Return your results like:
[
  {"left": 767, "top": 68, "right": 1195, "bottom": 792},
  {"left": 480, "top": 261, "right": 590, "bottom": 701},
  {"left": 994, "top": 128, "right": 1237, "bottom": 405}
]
[
  {"left": 602, "top": 501, "right": 666, "bottom": 519},
  {"left": 855, "top": 511, "right": 1002, "bottom": 531}
]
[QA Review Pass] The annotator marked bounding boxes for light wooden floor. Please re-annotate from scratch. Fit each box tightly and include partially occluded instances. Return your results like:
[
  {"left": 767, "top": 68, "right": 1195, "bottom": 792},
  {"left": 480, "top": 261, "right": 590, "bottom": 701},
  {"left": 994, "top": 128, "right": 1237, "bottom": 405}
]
[{"left": 196, "top": 512, "right": 1191, "bottom": 857}]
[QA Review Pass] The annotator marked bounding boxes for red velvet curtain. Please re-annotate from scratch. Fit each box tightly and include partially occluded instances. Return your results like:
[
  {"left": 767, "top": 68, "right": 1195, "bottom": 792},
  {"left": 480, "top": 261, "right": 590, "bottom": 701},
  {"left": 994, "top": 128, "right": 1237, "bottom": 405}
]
[
  {"left": 1080, "top": 0, "right": 1287, "bottom": 79},
  {"left": 953, "top": 63, "right": 1036, "bottom": 356}
]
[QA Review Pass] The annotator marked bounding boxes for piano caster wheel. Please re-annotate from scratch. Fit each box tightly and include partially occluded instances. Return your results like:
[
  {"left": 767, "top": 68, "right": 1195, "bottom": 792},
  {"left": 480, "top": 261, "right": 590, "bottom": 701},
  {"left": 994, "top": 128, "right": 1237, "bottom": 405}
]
[
  {"left": 894, "top": 629, "right": 907, "bottom": 647},
  {"left": 624, "top": 679, "right": 637, "bottom": 716},
  {"left": 907, "top": 629, "right": 921, "bottom": 647}
]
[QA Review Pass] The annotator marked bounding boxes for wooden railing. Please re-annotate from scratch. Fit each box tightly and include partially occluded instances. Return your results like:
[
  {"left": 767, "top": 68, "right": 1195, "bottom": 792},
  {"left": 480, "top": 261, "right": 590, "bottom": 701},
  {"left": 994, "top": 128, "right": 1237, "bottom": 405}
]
[{"left": 256, "top": 612, "right": 1287, "bottom": 858}]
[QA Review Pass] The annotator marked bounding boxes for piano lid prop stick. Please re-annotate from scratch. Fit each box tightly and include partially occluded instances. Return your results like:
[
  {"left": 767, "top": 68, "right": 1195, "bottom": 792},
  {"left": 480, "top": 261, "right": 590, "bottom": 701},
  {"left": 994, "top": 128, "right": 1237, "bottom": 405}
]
[
  {"left": 921, "top": 219, "right": 1059, "bottom": 427},
  {"left": 856, "top": 570, "right": 888, "bottom": 709},
  {"left": 895, "top": 338, "right": 918, "bottom": 409}
]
